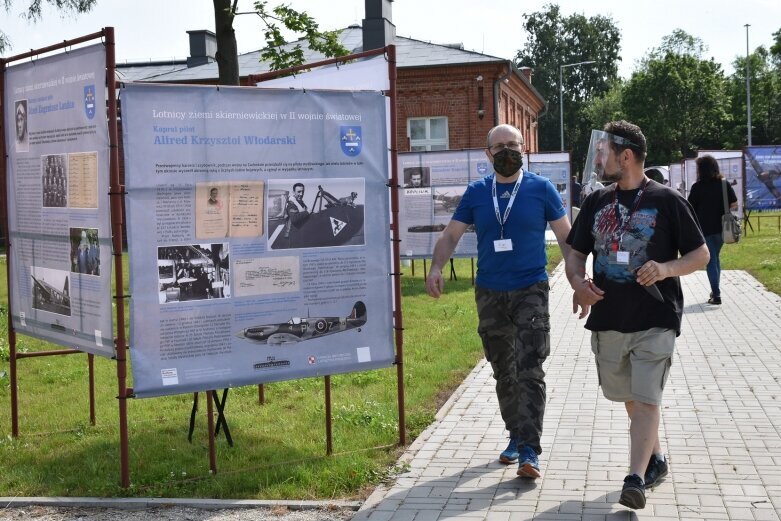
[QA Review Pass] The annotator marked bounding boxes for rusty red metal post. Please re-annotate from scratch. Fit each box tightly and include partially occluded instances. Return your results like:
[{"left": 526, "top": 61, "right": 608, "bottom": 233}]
[
  {"left": 387, "top": 45, "right": 406, "bottom": 446},
  {"left": 105, "top": 26, "right": 132, "bottom": 488}
]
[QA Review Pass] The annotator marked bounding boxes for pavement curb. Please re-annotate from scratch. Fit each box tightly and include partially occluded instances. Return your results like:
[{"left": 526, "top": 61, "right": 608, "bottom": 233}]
[
  {"left": 0, "top": 496, "right": 361, "bottom": 511},
  {"left": 357, "top": 357, "right": 490, "bottom": 512}
]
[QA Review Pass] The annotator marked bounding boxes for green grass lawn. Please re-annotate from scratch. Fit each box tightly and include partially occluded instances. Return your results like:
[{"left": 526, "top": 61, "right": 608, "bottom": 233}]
[
  {"left": 2, "top": 219, "right": 779, "bottom": 501},
  {"left": 722, "top": 211, "right": 781, "bottom": 295},
  {"left": 0, "top": 252, "right": 560, "bottom": 499}
]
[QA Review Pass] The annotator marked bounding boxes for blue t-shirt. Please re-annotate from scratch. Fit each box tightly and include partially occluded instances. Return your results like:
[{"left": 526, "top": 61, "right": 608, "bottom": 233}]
[{"left": 452, "top": 171, "right": 565, "bottom": 290}]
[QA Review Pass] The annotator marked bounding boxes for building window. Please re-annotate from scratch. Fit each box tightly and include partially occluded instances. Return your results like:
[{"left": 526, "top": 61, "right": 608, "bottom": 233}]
[{"left": 408, "top": 117, "right": 449, "bottom": 151}]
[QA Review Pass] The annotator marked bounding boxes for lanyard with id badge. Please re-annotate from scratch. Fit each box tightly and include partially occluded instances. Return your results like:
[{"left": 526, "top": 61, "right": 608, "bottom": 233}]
[
  {"left": 492, "top": 173, "right": 523, "bottom": 253},
  {"left": 608, "top": 179, "right": 648, "bottom": 266}
]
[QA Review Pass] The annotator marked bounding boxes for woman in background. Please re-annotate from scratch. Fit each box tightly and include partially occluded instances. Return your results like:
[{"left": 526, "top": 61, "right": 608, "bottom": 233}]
[{"left": 687, "top": 155, "right": 737, "bottom": 305}]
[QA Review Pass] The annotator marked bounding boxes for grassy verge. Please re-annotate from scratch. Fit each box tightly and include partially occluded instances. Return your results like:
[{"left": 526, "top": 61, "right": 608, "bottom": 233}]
[
  {"left": 0, "top": 249, "right": 560, "bottom": 499},
  {"left": 722, "top": 211, "right": 781, "bottom": 295}
]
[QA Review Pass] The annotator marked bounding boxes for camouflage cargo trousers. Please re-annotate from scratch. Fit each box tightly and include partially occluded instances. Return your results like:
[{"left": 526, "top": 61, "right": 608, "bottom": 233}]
[{"left": 475, "top": 280, "right": 551, "bottom": 455}]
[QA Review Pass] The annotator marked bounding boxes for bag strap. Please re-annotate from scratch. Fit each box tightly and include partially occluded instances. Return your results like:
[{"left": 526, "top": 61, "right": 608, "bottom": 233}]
[{"left": 722, "top": 179, "right": 729, "bottom": 214}]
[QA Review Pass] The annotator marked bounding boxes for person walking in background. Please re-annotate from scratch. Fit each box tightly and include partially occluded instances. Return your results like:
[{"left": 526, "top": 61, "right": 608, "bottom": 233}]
[
  {"left": 571, "top": 175, "right": 582, "bottom": 207},
  {"left": 566, "top": 120, "right": 709, "bottom": 509},
  {"left": 687, "top": 155, "right": 737, "bottom": 305},
  {"left": 426, "top": 124, "right": 571, "bottom": 479}
]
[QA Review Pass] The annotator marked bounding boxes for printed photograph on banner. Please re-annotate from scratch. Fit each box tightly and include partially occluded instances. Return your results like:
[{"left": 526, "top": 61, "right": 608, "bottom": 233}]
[
  {"left": 15, "top": 99, "right": 29, "bottom": 153},
  {"left": 31, "top": 266, "right": 71, "bottom": 316},
  {"left": 69, "top": 227, "right": 100, "bottom": 276},
  {"left": 68, "top": 152, "right": 99, "bottom": 209},
  {"left": 403, "top": 167, "right": 430, "bottom": 189},
  {"left": 267, "top": 178, "right": 365, "bottom": 250},
  {"left": 195, "top": 182, "right": 229, "bottom": 238},
  {"left": 432, "top": 185, "right": 466, "bottom": 217},
  {"left": 407, "top": 223, "right": 446, "bottom": 234},
  {"left": 42, "top": 154, "right": 68, "bottom": 208},
  {"left": 157, "top": 243, "right": 230, "bottom": 304},
  {"left": 236, "top": 300, "right": 367, "bottom": 346},
  {"left": 233, "top": 256, "right": 300, "bottom": 298},
  {"left": 195, "top": 181, "right": 265, "bottom": 239}
]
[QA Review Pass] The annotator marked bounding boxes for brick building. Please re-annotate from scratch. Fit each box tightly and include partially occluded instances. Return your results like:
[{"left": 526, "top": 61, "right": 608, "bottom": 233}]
[{"left": 117, "top": 0, "right": 546, "bottom": 153}]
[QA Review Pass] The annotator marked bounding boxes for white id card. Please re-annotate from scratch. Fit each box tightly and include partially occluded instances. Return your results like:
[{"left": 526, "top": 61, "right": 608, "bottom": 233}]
[
  {"left": 616, "top": 251, "right": 630, "bottom": 264},
  {"left": 494, "top": 239, "right": 513, "bottom": 252}
]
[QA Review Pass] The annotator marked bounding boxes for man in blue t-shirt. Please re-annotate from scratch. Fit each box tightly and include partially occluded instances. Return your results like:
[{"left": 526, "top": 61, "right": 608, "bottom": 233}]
[{"left": 425, "top": 124, "right": 572, "bottom": 479}]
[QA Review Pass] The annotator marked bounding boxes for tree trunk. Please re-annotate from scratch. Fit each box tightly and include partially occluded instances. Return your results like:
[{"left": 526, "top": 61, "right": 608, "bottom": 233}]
[{"left": 213, "top": 0, "right": 240, "bottom": 86}]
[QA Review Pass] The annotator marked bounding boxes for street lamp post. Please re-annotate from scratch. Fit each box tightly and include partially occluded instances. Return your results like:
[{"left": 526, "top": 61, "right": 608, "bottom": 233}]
[
  {"left": 745, "top": 24, "right": 752, "bottom": 146},
  {"left": 559, "top": 60, "right": 596, "bottom": 151}
]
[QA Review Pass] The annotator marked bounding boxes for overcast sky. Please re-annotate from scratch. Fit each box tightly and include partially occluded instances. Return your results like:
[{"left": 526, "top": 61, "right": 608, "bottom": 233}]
[{"left": 1, "top": 0, "right": 779, "bottom": 78}]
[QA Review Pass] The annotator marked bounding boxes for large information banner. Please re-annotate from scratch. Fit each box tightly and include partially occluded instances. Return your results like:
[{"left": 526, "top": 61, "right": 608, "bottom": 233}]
[
  {"left": 744, "top": 146, "right": 781, "bottom": 211},
  {"left": 398, "top": 149, "right": 484, "bottom": 259},
  {"left": 398, "top": 149, "right": 569, "bottom": 258},
  {"left": 4, "top": 44, "right": 114, "bottom": 357},
  {"left": 121, "top": 84, "right": 394, "bottom": 398},
  {"left": 669, "top": 162, "right": 684, "bottom": 196},
  {"left": 528, "top": 152, "right": 571, "bottom": 220}
]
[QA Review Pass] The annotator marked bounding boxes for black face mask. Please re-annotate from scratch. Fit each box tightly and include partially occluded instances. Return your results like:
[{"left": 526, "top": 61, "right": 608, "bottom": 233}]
[{"left": 492, "top": 148, "right": 523, "bottom": 177}]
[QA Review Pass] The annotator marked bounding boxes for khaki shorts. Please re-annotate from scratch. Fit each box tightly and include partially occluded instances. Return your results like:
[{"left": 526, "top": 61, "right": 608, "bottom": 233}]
[{"left": 590, "top": 328, "right": 675, "bottom": 405}]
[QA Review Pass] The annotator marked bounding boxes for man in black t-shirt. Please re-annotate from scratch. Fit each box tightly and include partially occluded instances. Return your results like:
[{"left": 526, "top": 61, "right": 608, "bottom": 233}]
[{"left": 565, "top": 121, "right": 709, "bottom": 510}]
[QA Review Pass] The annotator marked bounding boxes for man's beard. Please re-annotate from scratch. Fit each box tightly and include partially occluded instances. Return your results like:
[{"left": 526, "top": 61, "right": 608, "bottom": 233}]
[{"left": 602, "top": 167, "right": 623, "bottom": 183}]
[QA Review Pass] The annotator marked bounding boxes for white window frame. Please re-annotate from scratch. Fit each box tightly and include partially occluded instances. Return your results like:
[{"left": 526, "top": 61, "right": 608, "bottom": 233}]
[{"left": 407, "top": 116, "right": 449, "bottom": 151}]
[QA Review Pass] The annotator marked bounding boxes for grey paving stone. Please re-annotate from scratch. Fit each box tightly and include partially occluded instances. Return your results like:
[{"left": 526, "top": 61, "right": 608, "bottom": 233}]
[{"left": 355, "top": 270, "right": 781, "bottom": 520}]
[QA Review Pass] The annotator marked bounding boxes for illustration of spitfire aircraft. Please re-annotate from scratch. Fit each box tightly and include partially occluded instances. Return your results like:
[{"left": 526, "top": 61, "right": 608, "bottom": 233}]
[{"left": 236, "top": 301, "right": 367, "bottom": 345}]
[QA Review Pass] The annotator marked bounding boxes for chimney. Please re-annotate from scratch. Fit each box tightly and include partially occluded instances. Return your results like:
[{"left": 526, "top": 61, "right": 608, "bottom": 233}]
[
  {"left": 186, "top": 30, "right": 217, "bottom": 68},
  {"left": 519, "top": 67, "right": 534, "bottom": 83},
  {"left": 362, "top": 0, "right": 396, "bottom": 51}
]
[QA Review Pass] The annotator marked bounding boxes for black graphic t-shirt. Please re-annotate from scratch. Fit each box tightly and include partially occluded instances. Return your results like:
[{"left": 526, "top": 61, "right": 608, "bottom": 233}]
[{"left": 567, "top": 180, "right": 705, "bottom": 334}]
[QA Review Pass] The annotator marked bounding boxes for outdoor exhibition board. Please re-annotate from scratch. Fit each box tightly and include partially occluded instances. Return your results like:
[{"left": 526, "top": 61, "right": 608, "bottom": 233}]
[
  {"left": 683, "top": 159, "right": 697, "bottom": 198},
  {"left": 398, "top": 149, "right": 570, "bottom": 259},
  {"left": 744, "top": 146, "right": 781, "bottom": 211},
  {"left": 668, "top": 162, "right": 683, "bottom": 196},
  {"left": 121, "top": 84, "right": 394, "bottom": 398},
  {"left": 4, "top": 44, "right": 114, "bottom": 357}
]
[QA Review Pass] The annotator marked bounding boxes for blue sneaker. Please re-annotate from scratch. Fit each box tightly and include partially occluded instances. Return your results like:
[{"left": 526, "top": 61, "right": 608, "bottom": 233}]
[
  {"left": 516, "top": 445, "right": 541, "bottom": 478},
  {"left": 499, "top": 438, "right": 519, "bottom": 464}
]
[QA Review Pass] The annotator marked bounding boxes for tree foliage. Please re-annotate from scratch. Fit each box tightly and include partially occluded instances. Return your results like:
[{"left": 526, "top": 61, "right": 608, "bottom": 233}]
[
  {"left": 622, "top": 31, "right": 729, "bottom": 165},
  {"left": 215, "top": 0, "right": 348, "bottom": 85},
  {"left": 0, "top": 0, "right": 98, "bottom": 53},
  {"left": 515, "top": 3, "right": 621, "bottom": 168},
  {"left": 2, "top": 0, "right": 348, "bottom": 87},
  {"left": 583, "top": 80, "right": 626, "bottom": 131},
  {"left": 724, "top": 46, "right": 781, "bottom": 147}
]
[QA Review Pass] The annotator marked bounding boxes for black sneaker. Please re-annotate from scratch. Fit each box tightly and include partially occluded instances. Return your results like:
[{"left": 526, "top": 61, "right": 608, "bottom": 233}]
[
  {"left": 619, "top": 474, "right": 646, "bottom": 509},
  {"left": 644, "top": 454, "right": 669, "bottom": 488},
  {"left": 707, "top": 296, "right": 722, "bottom": 305}
]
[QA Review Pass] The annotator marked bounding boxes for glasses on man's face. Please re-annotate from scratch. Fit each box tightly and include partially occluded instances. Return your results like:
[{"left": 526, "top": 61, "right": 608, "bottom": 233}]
[{"left": 488, "top": 141, "right": 524, "bottom": 154}]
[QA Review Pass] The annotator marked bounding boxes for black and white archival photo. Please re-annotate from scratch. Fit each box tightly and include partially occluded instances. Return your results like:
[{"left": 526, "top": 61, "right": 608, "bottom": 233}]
[{"left": 157, "top": 244, "right": 230, "bottom": 304}]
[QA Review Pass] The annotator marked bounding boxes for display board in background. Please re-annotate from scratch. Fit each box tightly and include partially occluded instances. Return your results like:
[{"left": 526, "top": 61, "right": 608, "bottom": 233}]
[
  {"left": 121, "top": 84, "right": 394, "bottom": 398},
  {"left": 528, "top": 151, "right": 572, "bottom": 221},
  {"left": 4, "top": 44, "right": 114, "bottom": 357},
  {"left": 398, "top": 149, "right": 570, "bottom": 259},
  {"left": 669, "top": 162, "right": 684, "bottom": 197},
  {"left": 683, "top": 159, "right": 697, "bottom": 199},
  {"left": 744, "top": 146, "right": 781, "bottom": 211}
]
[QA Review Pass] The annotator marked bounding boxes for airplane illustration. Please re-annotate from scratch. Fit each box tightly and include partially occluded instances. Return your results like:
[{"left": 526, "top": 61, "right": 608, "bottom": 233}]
[{"left": 236, "top": 301, "right": 367, "bottom": 345}]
